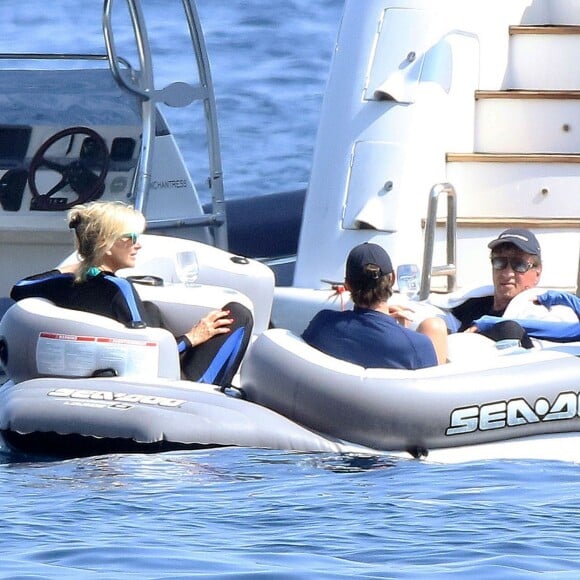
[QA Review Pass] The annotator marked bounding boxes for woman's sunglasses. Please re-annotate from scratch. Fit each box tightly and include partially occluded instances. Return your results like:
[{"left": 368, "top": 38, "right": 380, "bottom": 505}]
[
  {"left": 118, "top": 233, "right": 140, "bottom": 244},
  {"left": 491, "top": 256, "right": 536, "bottom": 273}
]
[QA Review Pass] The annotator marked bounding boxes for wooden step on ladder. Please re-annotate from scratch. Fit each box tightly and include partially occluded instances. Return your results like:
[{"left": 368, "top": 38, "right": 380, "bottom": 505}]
[{"left": 437, "top": 22, "right": 580, "bottom": 293}]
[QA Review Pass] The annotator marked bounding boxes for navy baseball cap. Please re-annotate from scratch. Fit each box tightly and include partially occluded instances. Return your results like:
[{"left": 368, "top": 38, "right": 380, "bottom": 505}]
[
  {"left": 346, "top": 243, "right": 393, "bottom": 281},
  {"left": 488, "top": 228, "right": 541, "bottom": 257}
]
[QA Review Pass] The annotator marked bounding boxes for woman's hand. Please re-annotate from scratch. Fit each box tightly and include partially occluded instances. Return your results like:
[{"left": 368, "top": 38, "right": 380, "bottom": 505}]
[{"left": 186, "top": 309, "right": 232, "bottom": 347}]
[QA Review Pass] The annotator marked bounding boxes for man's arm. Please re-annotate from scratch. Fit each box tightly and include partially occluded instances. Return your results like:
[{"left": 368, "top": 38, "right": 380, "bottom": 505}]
[
  {"left": 472, "top": 315, "right": 580, "bottom": 342},
  {"left": 535, "top": 290, "right": 580, "bottom": 320}
]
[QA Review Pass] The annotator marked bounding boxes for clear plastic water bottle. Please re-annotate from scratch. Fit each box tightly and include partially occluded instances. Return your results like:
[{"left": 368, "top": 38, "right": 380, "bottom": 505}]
[{"left": 396, "top": 264, "right": 420, "bottom": 300}]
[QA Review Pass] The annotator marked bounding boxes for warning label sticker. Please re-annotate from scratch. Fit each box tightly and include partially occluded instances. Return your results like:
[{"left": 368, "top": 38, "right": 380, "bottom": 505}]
[{"left": 36, "top": 332, "right": 159, "bottom": 377}]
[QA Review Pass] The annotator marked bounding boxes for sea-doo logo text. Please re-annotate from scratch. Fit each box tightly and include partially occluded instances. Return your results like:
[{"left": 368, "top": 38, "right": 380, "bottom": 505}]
[
  {"left": 446, "top": 391, "right": 580, "bottom": 436},
  {"left": 48, "top": 388, "right": 186, "bottom": 408}
]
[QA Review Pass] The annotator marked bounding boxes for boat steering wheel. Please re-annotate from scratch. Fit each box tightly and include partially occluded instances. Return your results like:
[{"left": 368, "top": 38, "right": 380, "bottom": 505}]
[{"left": 28, "top": 127, "right": 110, "bottom": 211}]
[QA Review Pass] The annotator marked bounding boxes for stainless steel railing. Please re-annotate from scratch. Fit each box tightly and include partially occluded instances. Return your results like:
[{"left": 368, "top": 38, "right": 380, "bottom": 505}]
[
  {"left": 419, "top": 182, "right": 457, "bottom": 300},
  {"left": 102, "top": 0, "right": 227, "bottom": 249}
]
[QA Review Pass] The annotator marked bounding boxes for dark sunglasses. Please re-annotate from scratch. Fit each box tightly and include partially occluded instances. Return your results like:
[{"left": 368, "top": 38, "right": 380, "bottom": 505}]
[
  {"left": 491, "top": 256, "right": 536, "bottom": 273},
  {"left": 118, "top": 232, "right": 139, "bottom": 244}
]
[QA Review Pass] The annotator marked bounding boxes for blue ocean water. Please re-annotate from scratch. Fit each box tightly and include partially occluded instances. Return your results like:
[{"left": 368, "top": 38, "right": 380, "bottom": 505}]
[
  {"left": 2, "top": 449, "right": 580, "bottom": 578},
  {"left": 1, "top": 1, "right": 580, "bottom": 578}
]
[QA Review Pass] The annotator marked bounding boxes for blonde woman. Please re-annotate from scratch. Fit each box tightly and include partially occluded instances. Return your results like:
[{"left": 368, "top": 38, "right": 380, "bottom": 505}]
[{"left": 11, "top": 201, "right": 253, "bottom": 386}]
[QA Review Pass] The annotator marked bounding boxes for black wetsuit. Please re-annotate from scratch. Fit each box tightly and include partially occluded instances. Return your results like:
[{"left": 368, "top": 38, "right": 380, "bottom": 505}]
[
  {"left": 11, "top": 270, "right": 253, "bottom": 385},
  {"left": 451, "top": 296, "right": 503, "bottom": 332}
]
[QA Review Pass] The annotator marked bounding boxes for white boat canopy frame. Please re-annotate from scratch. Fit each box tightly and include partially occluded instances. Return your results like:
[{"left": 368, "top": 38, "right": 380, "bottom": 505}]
[
  {"left": 102, "top": 0, "right": 227, "bottom": 249},
  {"left": 0, "top": 0, "right": 227, "bottom": 249}
]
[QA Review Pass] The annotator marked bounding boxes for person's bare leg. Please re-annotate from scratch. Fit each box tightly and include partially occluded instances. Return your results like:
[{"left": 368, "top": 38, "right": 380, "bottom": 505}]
[{"left": 417, "top": 317, "right": 448, "bottom": 364}]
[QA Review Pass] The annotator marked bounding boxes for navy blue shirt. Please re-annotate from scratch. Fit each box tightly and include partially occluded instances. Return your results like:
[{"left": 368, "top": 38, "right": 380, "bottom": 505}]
[{"left": 302, "top": 307, "right": 438, "bottom": 370}]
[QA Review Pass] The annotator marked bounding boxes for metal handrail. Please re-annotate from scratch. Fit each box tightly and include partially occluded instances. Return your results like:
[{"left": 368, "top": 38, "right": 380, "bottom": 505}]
[
  {"left": 103, "top": 0, "right": 155, "bottom": 215},
  {"left": 103, "top": 2, "right": 151, "bottom": 102},
  {"left": 181, "top": 0, "right": 227, "bottom": 249},
  {"left": 0, "top": 54, "right": 130, "bottom": 68},
  {"left": 102, "top": 0, "right": 228, "bottom": 249},
  {"left": 419, "top": 183, "right": 457, "bottom": 300}
]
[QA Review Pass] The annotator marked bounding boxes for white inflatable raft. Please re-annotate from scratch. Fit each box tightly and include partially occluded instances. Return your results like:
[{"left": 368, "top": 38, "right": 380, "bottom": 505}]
[
  {"left": 0, "top": 298, "right": 369, "bottom": 459},
  {"left": 240, "top": 329, "right": 580, "bottom": 457}
]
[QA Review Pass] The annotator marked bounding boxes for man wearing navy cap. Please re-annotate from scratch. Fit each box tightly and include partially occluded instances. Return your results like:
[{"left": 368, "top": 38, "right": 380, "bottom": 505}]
[
  {"left": 302, "top": 243, "right": 447, "bottom": 369},
  {"left": 452, "top": 228, "right": 542, "bottom": 332}
]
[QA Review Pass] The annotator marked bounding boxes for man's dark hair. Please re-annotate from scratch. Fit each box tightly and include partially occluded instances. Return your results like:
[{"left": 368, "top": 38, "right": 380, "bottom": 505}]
[{"left": 348, "top": 264, "right": 394, "bottom": 308}]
